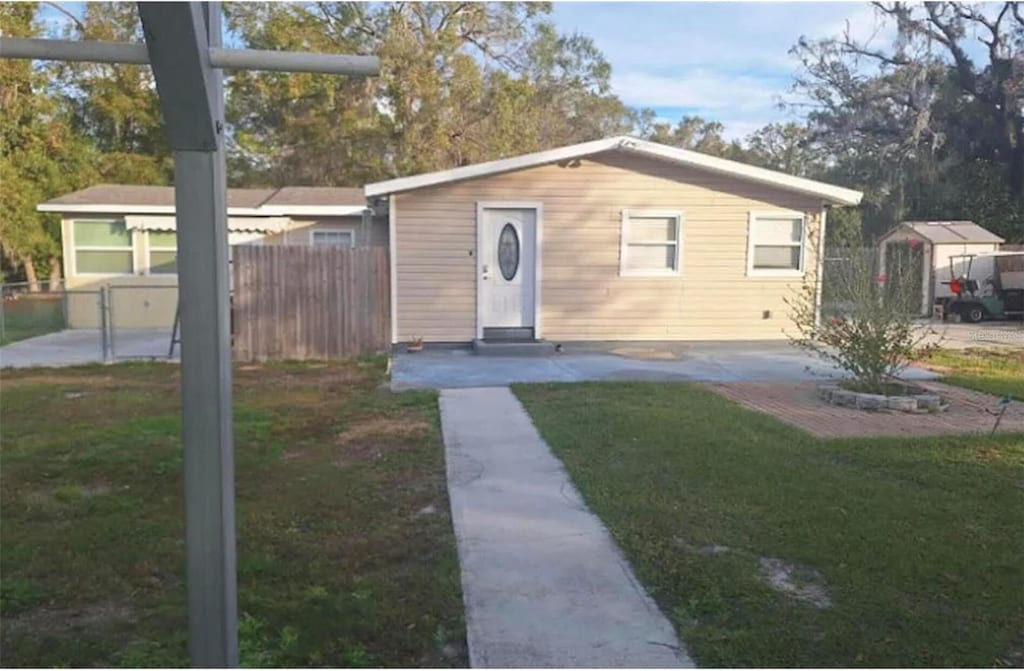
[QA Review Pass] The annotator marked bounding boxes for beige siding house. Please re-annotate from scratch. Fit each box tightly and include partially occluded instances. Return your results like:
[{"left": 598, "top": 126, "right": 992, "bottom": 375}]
[
  {"left": 366, "top": 136, "right": 863, "bottom": 344},
  {"left": 39, "top": 184, "right": 386, "bottom": 328}
]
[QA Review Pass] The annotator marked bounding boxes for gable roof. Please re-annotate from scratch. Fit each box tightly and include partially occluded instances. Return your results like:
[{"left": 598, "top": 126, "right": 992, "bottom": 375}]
[
  {"left": 38, "top": 184, "right": 367, "bottom": 216},
  {"left": 364, "top": 136, "right": 864, "bottom": 205},
  {"left": 896, "top": 221, "right": 1005, "bottom": 244}
]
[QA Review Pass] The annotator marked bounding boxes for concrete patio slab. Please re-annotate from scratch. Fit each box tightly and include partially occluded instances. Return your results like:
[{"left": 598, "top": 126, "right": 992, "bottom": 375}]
[
  {"left": 394, "top": 341, "right": 941, "bottom": 390},
  {"left": 0, "top": 329, "right": 175, "bottom": 368},
  {"left": 440, "top": 387, "right": 691, "bottom": 668}
]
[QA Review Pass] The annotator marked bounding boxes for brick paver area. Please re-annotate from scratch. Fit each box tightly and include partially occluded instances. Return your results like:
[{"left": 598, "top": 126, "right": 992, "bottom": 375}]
[{"left": 707, "top": 380, "right": 1024, "bottom": 438}]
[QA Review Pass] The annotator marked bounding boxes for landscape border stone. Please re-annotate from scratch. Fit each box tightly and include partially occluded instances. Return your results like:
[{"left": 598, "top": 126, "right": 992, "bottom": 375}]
[{"left": 817, "top": 383, "right": 949, "bottom": 413}]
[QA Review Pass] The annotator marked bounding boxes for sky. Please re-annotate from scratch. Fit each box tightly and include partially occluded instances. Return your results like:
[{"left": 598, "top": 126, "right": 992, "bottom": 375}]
[
  {"left": 549, "top": 1, "right": 894, "bottom": 139},
  {"left": 39, "top": 1, "right": 994, "bottom": 143}
]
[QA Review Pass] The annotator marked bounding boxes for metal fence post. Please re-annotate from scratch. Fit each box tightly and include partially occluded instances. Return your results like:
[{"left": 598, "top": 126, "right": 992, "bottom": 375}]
[
  {"left": 107, "top": 286, "right": 117, "bottom": 359},
  {"left": 99, "top": 286, "right": 112, "bottom": 363},
  {"left": 60, "top": 282, "right": 69, "bottom": 330}
]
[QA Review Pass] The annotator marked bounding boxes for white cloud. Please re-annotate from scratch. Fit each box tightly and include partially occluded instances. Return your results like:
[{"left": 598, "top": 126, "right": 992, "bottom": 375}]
[
  {"left": 551, "top": 2, "right": 902, "bottom": 133},
  {"left": 612, "top": 70, "right": 784, "bottom": 111}
]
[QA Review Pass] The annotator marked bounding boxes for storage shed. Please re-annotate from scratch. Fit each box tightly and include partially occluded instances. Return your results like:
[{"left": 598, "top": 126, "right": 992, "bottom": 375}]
[{"left": 879, "top": 221, "right": 1004, "bottom": 316}]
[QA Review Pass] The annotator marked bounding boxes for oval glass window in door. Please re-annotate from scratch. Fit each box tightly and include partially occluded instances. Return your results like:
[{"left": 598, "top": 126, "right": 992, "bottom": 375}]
[{"left": 498, "top": 223, "right": 520, "bottom": 280}]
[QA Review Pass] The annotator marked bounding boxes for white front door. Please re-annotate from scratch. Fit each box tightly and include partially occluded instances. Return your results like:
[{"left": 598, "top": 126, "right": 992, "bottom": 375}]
[{"left": 479, "top": 207, "right": 536, "bottom": 335}]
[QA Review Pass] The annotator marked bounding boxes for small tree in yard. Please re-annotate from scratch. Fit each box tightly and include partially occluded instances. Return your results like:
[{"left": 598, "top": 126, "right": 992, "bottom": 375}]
[{"left": 788, "top": 242, "right": 937, "bottom": 394}]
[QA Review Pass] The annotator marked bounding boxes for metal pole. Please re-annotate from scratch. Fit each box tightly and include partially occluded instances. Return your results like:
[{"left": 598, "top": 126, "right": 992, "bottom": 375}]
[
  {"left": 208, "top": 46, "right": 378, "bottom": 75},
  {"left": 0, "top": 37, "right": 148, "bottom": 64},
  {"left": 184, "top": 3, "right": 237, "bottom": 666},
  {"left": 0, "top": 37, "right": 380, "bottom": 75},
  {"left": 98, "top": 286, "right": 111, "bottom": 363},
  {"left": 107, "top": 286, "right": 117, "bottom": 359}
]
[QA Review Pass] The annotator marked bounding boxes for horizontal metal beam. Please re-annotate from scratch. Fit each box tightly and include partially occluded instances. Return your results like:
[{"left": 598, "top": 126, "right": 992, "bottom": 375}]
[
  {"left": 208, "top": 47, "right": 379, "bottom": 76},
  {"left": 0, "top": 37, "right": 148, "bottom": 64},
  {"left": 0, "top": 37, "right": 380, "bottom": 75}
]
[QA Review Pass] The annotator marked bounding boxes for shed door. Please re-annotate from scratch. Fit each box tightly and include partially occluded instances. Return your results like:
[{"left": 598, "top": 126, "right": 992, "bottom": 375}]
[{"left": 479, "top": 208, "right": 536, "bottom": 333}]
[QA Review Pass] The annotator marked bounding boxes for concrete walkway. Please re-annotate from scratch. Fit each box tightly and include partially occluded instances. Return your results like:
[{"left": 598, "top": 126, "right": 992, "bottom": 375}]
[
  {"left": 439, "top": 386, "right": 691, "bottom": 668},
  {"left": 0, "top": 329, "right": 175, "bottom": 368}
]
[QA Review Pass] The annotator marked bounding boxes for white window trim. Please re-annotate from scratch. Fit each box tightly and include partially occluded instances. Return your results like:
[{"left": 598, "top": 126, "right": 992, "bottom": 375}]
[
  {"left": 71, "top": 218, "right": 136, "bottom": 278},
  {"left": 746, "top": 210, "right": 807, "bottom": 278},
  {"left": 309, "top": 228, "right": 355, "bottom": 248},
  {"left": 146, "top": 231, "right": 177, "bottom": 276},
  {"left": 619, "top": 209, "right": 683, "bottom": 277}
]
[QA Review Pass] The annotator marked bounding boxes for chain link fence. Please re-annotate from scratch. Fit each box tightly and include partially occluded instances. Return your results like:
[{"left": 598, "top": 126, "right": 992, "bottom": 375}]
[
  {"left": 820, "top": 246, "right": 925, "bottom": 319},
  {"left": 1, "top": 280, "right": 179, "bottom": 362},
  {"left": 1, "top": 280, "right": 72, "bottom": 346}
]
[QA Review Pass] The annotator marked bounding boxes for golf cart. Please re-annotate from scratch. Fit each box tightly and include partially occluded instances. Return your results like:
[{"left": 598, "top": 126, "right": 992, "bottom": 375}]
[{"left": 941, "top": 252, "right": 1024, "bottom": 323}]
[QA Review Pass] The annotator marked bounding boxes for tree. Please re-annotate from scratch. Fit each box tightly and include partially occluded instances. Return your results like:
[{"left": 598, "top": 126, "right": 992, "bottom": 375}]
[
  {"left": 54, "top": 2, "right": 172, "bottom": 184},
  {"left": 742, "top": 122, "right": 822, "bottom": 177},
  {"left": 0, "top": 3, "right": 96, "bottom": 287},
  {"left": 224, "top": 2, "right": 642, "bottom": 186},
  {"left": 791, "top": 2, "right": 1024, "bottom": 242},
  {"left": 642, "top": 115, "right": 741, "bottom": 157}
]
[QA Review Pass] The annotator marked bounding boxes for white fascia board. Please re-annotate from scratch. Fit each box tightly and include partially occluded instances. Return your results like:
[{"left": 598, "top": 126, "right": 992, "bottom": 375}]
[
  {"left": 364, "top": 137, "right": 622, "bottom": 198},
  {"left": 38, "top": 204, "right": 368, "bottom": 216},
  {"left": 38, "top": 203, "right": 176, "bottom": 214},
  {"left": 254, "top": 205, "right": 368, "bottom": 216},
  {"left": 364, "top": 135, "right": 864, "bottom": 206}
]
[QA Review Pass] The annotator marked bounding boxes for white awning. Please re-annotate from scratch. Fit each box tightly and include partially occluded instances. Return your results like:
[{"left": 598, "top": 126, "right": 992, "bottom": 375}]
[{"left": 124, "top": 215, "right": 291, "bottom": 233}]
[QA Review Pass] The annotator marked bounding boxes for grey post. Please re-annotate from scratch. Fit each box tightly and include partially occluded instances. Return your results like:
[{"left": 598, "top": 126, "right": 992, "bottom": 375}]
[
  {"left": 136, "top": 3, "right": 237, "bottom": 666},
  {"left": 99, "top": 285, "right": 111, "bottom": 363}
]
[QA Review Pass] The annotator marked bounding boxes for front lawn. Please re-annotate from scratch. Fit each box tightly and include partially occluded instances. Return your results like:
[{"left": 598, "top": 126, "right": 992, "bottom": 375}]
[
  {"left": 1, "top": 360, "right": 466, "bottom": 667},
  {"left": 515, "top": 382, "right": 1024, "bottom": 668},
  {"left": 918, "top": 347, "right": 1024, "bottom": 400}
]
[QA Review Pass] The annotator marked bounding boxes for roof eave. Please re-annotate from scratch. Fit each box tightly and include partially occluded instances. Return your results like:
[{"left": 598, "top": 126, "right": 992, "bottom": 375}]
[
  {"left": 364, "top": 135, "right": 863, "bottom": 205},
  {"left": 37, "top": 203, "right": 368, "bottom": 216}
]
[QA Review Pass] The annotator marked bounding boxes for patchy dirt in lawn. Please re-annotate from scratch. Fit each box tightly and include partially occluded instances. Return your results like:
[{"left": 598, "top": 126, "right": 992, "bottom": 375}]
[
  {"left": 4, "top": 602, "right": 135, "bottom": 638},
  {"left": 758, "top": 557, "right": 831, "bottom": 609},
  {"left": 674, "top": 537, "right": 832, "bottom": 608},
  {"left": 330, "top": 415, "right": 434, "bottom": 467},
  {"left": 337, "top": 416, "right": 432, "bottom": 445}
]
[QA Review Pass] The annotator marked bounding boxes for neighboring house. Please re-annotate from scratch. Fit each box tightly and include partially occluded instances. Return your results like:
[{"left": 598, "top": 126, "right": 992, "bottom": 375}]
[
  {"left": 879, "top": 221, "right": 1005, "bottom": 316},
  {"left": 38, "top": 184, "right": 385, "bottom": 328},
  {"left": 366, "top": 136, "right": 863, "bottom": 344}
]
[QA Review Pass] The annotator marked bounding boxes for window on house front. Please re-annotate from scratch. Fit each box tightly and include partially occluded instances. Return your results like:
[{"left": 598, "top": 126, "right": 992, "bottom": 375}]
[
  {"left": 619, "top": 210, "right": 683, "bottom": 276},
  {"left": 148, "top": 231, "right": 177, "bottom": 274},
  {"left": 311, "top": 230, "right": 354, "bottom": 248},
  {"left": 73, "top": 220, "right": 134, "bottom": 274},
  {"left": 747, "top": 213, "right": 806, "bottom": 275}
]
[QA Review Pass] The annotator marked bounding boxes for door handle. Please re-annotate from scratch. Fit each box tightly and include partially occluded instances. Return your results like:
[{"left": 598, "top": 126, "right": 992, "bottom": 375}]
[{"left": 482, "top": 263, "right": 490, "bottom": 279}]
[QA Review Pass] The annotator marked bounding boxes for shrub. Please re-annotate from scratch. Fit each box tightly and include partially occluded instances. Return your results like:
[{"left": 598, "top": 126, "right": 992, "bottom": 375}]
[{"left": 788, "top": 243, "right": 937, "bottom": 394}]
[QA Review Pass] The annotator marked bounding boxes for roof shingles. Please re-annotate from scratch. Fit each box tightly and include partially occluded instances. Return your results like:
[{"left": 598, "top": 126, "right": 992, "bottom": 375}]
[{"left": 41, "top": 184, "right": 366, "bottom": 210}]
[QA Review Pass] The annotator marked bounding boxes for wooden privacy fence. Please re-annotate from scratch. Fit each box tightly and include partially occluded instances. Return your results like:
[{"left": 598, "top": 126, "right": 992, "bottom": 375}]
[{"left": 232, "top": 246, "right": 390, "bottom": 360}]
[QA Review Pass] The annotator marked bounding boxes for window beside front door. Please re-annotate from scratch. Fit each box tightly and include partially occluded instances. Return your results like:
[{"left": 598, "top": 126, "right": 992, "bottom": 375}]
[
  {"left": 747, "top": 212, "right": 806, "bottom": 276},
  {"left": 619, "top": 210, "right": 683, "bottom": 277}
]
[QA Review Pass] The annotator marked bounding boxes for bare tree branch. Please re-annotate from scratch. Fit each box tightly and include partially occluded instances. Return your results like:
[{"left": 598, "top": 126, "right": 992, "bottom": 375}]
[{"left": 43, "top": 1, "right": 85, "bottom": 33}]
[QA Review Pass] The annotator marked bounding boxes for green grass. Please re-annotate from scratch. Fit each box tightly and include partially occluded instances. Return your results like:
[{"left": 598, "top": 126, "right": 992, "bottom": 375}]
[
  {"left": 1, "top": 360, "right": 466, "bottom": 667},
  {"left": 1, "top": 294, "right": 65, "bottom": 345},
  {"left": 514, "top": 382, "right": 1024, "bottom": 668},
  {"left": 919, "top": 347, "right": 1024, "bottom": 400}
]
